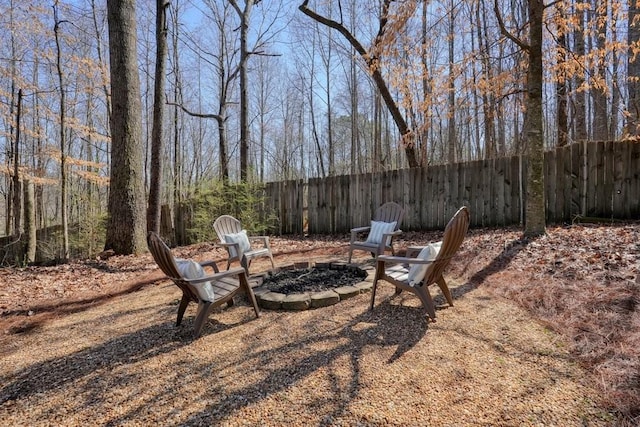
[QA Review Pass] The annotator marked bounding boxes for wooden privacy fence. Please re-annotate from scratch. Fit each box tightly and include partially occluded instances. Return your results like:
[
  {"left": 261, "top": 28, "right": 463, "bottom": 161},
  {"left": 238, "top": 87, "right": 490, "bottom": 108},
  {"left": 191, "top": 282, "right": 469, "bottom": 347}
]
[
  {"left": 264, "top": 179, "right": 305, "bottom": 235},
  {"left": 264, "top": 141, "right": 640, "bottom": 234}
]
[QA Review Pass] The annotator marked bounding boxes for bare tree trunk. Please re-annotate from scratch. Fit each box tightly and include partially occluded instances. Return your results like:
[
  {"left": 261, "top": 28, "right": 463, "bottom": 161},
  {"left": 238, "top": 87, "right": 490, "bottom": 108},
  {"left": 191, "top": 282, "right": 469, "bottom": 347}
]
[
  {"left": 307, "top": 41, "right": 326, "bottom": 177},
  {"left": 5, "top": 0, "right": 17, "bottom": 237},
  {"left": 479, "top": 0, "right": 496, "bottom": 157},
  {"left": 591, "top": 0, "right": 608, "bottom": 141},
  {"left": 420, "top": 0, "right": 431, "bottom": 165},
  {"left": 324, "top": 30, "right": 335, "bottom": 176},
  {"left": 24, "top": 180, "right": 36, "bottom": 263},
  {"left": 348, "top": 0, "right": 359, "bottom": 174},
  {"left": 170, "top": 4, "right": 183, "bottom": 243},
  {"left": 627, "top": 1, "right": 640, "bottom": 136},
  {"left": 610, "top": 9, "right": 620, "bottom": 140},
  {"left": 447, "top": 0, "right": 456, "bottom": 164},
  {"left": 12, "top": 89, "right": 22, "bottom": 239},
  {"left": 30, "top": 57, "right": 45, "bottom": 230},
  {"left": 523, "top": 0, "right": 546, "bottom": 236},
  {"left": 556, "top": 4, "right": 568, "bottom": 147},
  {"left": 373, "top": 89, "right": 382, "bottom": 172},
  {"left": 91, "top": 0, "right": 112, "bottom": 131},
  {"left": 258, "top": 60, "right": 266, "bottom": 183},
  {"left": 470, "top": 2, "right": 482, "bottom": 160},
  {"left": 216, "top": 18, "right": 230, "bottom": 182},
  {"left": 573, "top": 4, "right": 588, "bottom": 141},
  {"left": 230, "top": 0, "right": 254, "bottom": 182},
  {"left": 53, "top": 1, "right": 69, "bottom": 260},
  {"left": 105, "top": 0, "right": 148, "bottom": 254},
  {"left": 350, "top": 44, "right": 358, "bottom": 175},
  {"left": 147, "top": 0, "right": 169, "bottom": 235},
  {"left": 495, "top": 0, "right": 546, "bottom": 236}
]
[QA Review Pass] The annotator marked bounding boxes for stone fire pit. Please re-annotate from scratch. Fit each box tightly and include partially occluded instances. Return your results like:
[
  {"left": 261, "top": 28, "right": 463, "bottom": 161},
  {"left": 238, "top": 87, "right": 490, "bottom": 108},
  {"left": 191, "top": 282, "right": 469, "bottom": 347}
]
[{"left": 250, "top": 261, "right": 375, "bottom": 311}]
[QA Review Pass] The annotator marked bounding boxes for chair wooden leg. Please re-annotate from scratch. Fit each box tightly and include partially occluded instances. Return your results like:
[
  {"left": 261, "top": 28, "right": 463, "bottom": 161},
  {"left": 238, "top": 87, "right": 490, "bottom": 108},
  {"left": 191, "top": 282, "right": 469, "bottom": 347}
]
[
  {"left": 240, "top": 256, "right": 250, "bottom": 274},
  {"left": 370, "top": 279, "right": 378, "bottom": 310},
  {"left": 436, "top": 275, "right": 454, "bottom": 307},
  {"left": 269, "top": 254, "right": 275, "bottom": 269},
  {"left": 348, "top": 248, "right": 353, "bottom": 264},
  {"left": 240, "top": 273, "right": 260, "bottom": 318},
  {"left": 193, "top": 301, "right": 213, "bottom": 337},
  {"left": 370, "top": 260, "right": 384, "bottom": 310},
  {"left": 176, "top": 293, "right": 190, "bottom": 326},
  {"left": 413, "top": 285, "right": 437, "bottom": 320}
]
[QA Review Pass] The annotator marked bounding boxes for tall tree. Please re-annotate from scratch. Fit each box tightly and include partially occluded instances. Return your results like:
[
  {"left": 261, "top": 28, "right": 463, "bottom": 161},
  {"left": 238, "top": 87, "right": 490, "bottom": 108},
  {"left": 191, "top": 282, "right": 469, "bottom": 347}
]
[
  {"left": 591, "top": 0, "right": 609, "bottom": 141},
  {"left": 317, "top": 6, "right": 335, "bottom": 176},
  {"left": 24, "top": 180, "right": 36, "bottom": 263},
  {"left": 4, "top": 0, "right": 18, "bottom": 237},
  {"left": 447, "top": 0, "right": 457, "bottom": 164},
  {"left": 147, "top": 0, "right": 170, "bottom": 235},
  {"left": 573, "top": 2, "right": 588, "bottom": 141},
  {"left": 299, "top": 0, "right": 419, "bottom": 168},
  {"left": 627, "top": 0, "right": 640, "bottom": 136},
  {"left": 609, "top": 3, "right": 620, "bottom": 141},
  {"left": 495, "top": 0, "right": 546, "bottom": 236},
  {"left": 348, "top": 0, "right": 359, "bottom": 174},
  {"left": 419, "top": 0, "right": 431, "bottom": 164},
  {"left": 105, "top": 0, "right": 147, "bottom": 254},
  {"left": 555, "top": 2, "right": 568, "bottom": 146},
  {"left": 53, "top": 1, "right": 70, "bottom": 260},
  {"left": 229, "top": 0, "right": 256, "bottom": 181}
]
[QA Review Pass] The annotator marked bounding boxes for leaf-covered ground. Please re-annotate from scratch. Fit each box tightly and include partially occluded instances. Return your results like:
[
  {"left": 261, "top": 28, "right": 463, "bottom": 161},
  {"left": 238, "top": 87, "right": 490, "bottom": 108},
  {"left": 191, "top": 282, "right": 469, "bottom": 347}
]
[{"left": 1, "top": 222, "right": 639, "bottom": 423}]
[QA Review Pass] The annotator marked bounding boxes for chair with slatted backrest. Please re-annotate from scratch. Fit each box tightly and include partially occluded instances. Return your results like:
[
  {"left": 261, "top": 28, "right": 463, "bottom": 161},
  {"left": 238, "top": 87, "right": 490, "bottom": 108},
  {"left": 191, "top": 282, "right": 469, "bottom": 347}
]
[
  {"left": 348, "top": 202, "right": 405, "bottom": 263},
  {"left": 147, "top": 232, "right": 260, "bottom": 337},
  {"left": 213, "top": 215, "right": 275, "bottom": 274},
  {"left": 370, "top": 206, "right": 470, "bottom": 320}
]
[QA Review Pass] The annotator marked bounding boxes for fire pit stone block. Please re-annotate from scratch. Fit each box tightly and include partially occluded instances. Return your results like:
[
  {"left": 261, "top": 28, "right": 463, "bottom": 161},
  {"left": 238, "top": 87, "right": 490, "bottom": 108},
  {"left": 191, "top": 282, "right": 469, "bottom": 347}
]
[
  {"left": 258, "top": 291, "right": 286, "bottom": 310},
  {"left": 282, "top": 293, "right": 311, "bottom": 310},
  {"left": 311, "top": 290, "right": 340, "bottom": 308},
  {"left": 334, "top": 285, "right": 360, "bottom": 300}
]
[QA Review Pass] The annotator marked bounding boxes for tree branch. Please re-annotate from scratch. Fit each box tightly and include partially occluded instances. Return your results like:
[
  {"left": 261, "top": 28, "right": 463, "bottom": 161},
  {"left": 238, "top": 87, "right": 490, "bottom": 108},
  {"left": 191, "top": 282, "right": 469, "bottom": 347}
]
[
  {"left": 166, "top": 101, "right": 223, "bottom": 122},
  {"left": 298, "top": 0, "right": 418, "bottom": 167},
  {"left": 298, "top": 1, "right": 369, "bottom": 58},
  {"left": 493, "top": 0, "right": 529, "bottom": 51}
]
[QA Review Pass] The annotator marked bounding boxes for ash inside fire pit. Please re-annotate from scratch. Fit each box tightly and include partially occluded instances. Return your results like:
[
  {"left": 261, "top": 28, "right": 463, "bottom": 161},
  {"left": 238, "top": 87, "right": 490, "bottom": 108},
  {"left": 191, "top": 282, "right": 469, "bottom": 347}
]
[{"left": 260, "top": 264, "right": 367, "bottom": 294}]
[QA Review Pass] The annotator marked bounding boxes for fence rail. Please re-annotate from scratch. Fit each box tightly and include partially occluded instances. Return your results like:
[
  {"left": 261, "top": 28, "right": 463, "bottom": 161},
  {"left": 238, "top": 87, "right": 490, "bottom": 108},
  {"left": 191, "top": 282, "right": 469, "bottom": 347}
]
[{"left": 265, "top": 141, "right": 640, "bottom": 234}]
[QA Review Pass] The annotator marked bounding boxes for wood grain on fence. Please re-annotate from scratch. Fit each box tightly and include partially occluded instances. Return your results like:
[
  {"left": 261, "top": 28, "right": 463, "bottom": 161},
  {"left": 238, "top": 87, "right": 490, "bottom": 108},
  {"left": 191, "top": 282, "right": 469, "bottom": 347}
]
[{"left": 265, "top": 141, "right": 640, "bottom": 234}]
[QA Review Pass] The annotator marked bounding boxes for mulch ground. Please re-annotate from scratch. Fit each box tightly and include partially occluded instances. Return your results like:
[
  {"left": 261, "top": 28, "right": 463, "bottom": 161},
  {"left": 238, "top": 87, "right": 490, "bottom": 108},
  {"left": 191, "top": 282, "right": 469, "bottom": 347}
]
[{"left": 0, "top": 223, "right": 640, "bottom": 425}]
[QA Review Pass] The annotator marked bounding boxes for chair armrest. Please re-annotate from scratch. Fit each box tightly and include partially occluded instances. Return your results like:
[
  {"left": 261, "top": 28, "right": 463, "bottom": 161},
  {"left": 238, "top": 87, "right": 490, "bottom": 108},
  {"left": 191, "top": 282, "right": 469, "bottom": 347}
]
[
  {"left": 405, "top": 245, "right": 427, "bottom": 258},
  {"left": 216, "top": 241, "right": 235, "bottom": 248},
  {"left": 377, "top": 254, "right": 435, "bottom": 266},
  {"left": 380, "top": 229, "right": 402, "bottom": 242},
  {"left": 184, "top": 266, "right": 247, "bottom": 284},
  {"left": 248, "top": 235, "right": 270, "bottom": 248},
  {"left": 216, "top": 241, "right": 240, "bottom": 256},
  {"left": 350, "top": 226, "right": 371, "bottom": 243},
  {"left": 199, "top": 259, "right": 220, "bottom": 273}
]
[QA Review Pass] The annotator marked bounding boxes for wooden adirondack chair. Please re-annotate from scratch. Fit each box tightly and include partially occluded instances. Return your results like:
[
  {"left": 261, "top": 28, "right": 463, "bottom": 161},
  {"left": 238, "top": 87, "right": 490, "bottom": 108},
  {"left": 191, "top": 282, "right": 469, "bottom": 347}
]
[
  {"left": 370, "top": 206, "right": 470, "bottom": 320},
  {"left": 348, "top": 202, "right": 405, "bottom": 263},
  {"left": 213, "top": 215, "right": 275, "bottom": 274},
  {"left": 147, "top": 232, "right": 260, "bottom": 337}
]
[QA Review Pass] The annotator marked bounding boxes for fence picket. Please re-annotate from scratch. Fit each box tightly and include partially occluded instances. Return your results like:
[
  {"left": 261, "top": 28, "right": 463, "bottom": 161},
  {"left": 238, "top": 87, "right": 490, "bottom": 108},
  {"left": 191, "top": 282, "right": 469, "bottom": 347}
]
[{"left": 263, "top": 141, "right": 640, "bottom": 234}]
